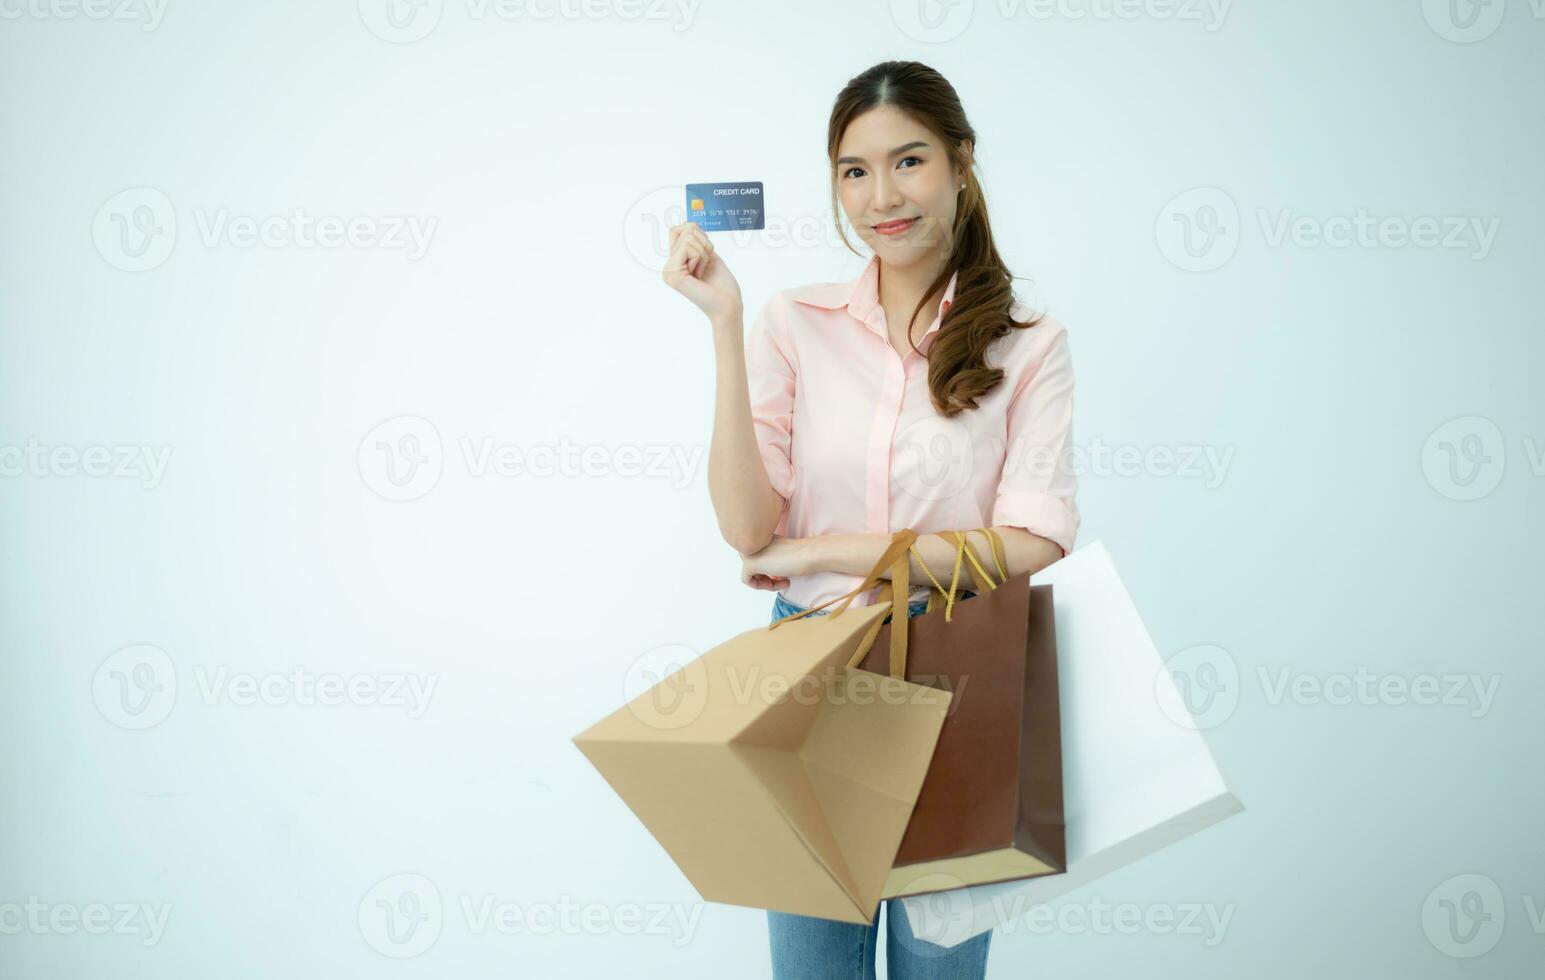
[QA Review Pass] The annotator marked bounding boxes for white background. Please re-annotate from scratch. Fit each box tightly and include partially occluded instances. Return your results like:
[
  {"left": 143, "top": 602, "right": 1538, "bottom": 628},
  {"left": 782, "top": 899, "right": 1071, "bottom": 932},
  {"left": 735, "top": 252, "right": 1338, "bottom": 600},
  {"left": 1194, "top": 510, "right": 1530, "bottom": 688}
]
[{"left": 2, "top": 0, "right": 1542, "bottom": 976}]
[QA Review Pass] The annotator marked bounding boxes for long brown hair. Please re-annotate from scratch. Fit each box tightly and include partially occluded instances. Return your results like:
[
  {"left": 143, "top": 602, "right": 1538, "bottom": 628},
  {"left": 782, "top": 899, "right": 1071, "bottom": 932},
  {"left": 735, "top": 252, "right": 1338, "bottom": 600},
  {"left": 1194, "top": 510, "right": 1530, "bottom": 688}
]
[{"left": 827, "top": 61, "right": 1043, "bottom": 417}]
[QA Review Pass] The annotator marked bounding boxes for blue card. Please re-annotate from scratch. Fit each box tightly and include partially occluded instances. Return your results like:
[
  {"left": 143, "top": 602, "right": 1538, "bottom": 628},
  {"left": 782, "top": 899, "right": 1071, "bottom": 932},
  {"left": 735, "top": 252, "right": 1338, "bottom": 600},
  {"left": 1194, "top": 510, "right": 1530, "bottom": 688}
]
[{"left": 685, "top": 181, "right": 765, "bottom": 232}]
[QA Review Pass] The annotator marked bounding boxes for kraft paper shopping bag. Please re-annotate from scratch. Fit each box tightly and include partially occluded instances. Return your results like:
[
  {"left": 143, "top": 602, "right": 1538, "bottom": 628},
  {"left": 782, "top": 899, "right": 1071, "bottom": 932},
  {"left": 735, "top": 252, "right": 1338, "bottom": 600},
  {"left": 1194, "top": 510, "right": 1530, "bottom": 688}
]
[{"left": 574, "top": 530, "right": 955, "bottom": 924}]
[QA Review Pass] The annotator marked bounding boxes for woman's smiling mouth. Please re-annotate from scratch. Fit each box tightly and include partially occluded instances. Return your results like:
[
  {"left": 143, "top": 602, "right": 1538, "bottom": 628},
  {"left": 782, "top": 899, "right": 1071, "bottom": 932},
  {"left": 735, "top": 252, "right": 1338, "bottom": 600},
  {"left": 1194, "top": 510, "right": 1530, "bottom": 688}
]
[{"left": 872, "top": 217, "right": 918, "bottom": 236}]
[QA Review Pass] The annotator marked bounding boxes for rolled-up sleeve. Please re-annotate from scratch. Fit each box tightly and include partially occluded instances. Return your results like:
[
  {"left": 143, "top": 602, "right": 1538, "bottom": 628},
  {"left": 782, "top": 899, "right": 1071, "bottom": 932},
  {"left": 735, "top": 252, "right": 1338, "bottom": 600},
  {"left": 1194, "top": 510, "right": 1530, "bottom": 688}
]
[
  {"left": 991, "top": 323, "right": 1079, "bottom": 557},
  {"left": 745, "top": 297, "right": 796, "bottom": 525}
]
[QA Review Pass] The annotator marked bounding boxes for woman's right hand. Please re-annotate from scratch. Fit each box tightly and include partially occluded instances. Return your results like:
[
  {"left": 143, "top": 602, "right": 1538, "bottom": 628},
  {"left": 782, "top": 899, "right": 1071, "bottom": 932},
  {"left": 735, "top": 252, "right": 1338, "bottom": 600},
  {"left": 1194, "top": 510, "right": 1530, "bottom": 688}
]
[{"left": 662, "top": 221, "right": 743, "bottom": 323}]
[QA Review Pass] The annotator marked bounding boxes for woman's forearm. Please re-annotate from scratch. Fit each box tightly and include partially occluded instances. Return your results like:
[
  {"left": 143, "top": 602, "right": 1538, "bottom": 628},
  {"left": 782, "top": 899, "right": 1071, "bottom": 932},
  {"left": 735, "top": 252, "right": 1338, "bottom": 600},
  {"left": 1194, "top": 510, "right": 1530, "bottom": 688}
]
[
  {"left": 706, "top": 311, "right": 784, "bottom": 555},
  {"left": 794, "top": 528, "right": 1064, "bottom": 591}
]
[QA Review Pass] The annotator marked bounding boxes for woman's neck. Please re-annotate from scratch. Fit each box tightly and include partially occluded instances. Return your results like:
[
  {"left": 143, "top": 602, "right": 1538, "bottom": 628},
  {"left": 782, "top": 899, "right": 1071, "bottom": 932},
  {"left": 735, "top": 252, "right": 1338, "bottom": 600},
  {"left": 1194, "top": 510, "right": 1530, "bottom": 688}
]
[{"left": 877, "top": 253, "right": 950, "bottom": 334}]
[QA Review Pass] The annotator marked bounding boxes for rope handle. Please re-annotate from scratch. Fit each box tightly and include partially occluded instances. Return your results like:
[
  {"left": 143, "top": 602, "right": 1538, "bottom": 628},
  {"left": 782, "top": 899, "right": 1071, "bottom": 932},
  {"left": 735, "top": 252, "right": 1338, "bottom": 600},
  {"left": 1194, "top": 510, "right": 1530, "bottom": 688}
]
[
  {"left": 767, "top": 526, "right": 1010, "bottom": 680},
  {"left": 768, "top": 528, "right": 916, "bottom": 679},
  {"left": 915, "top": 527, "right": 1009, "bottom": 621},
  {"left": 767, "top": 528, "right": 916, "bottom": 626}
]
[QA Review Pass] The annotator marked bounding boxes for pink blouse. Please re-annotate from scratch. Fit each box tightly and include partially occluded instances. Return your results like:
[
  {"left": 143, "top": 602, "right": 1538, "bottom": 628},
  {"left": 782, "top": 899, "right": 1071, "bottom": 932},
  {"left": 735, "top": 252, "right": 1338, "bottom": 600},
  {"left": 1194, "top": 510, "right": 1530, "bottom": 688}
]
[{"left": 746, "top": 252, "right": 1080, "bottom": 610}]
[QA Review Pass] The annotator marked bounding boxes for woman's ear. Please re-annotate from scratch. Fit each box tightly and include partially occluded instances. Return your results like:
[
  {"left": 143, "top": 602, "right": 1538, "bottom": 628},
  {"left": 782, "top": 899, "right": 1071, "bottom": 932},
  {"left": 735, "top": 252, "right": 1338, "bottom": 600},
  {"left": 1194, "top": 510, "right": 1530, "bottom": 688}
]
[{"left": 956, "top": 139, "right": 974, "bottom": 184}]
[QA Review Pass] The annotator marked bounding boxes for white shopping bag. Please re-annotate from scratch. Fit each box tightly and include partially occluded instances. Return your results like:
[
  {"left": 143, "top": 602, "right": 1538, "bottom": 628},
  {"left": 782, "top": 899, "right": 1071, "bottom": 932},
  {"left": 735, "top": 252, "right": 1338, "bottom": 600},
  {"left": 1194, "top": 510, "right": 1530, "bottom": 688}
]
[{"left": 901, "top": 541, "right": 1244, "bottom": 948}]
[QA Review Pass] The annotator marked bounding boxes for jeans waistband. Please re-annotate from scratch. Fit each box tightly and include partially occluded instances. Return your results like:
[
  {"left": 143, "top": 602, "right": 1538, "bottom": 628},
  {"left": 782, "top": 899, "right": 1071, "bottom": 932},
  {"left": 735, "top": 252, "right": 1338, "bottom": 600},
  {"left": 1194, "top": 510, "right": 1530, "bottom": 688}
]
[{"left": 770, "top": 589, "right": 977, "bottom": 626}]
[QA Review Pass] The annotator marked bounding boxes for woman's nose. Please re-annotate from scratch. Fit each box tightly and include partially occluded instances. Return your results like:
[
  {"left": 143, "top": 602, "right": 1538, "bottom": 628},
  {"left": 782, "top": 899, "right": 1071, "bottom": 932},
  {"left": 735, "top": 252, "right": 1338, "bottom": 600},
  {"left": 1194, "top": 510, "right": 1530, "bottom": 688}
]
[{"left": 869, "top": 172, "right": 904, "bottom": 213}]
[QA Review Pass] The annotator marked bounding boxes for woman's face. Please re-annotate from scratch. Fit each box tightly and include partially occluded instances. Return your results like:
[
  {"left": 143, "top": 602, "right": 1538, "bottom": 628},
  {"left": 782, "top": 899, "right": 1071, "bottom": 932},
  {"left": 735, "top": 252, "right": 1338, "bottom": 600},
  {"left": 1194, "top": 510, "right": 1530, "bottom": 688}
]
[{"left": 835, "top": 105, "right": 966, "bottom": 270}]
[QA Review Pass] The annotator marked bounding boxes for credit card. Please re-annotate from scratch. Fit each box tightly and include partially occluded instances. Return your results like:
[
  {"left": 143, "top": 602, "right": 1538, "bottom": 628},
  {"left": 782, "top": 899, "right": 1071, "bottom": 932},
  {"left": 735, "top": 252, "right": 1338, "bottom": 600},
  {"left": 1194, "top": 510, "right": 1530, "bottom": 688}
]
[{"left": 685, "top": 181, "right": 765, "bottom": 232}]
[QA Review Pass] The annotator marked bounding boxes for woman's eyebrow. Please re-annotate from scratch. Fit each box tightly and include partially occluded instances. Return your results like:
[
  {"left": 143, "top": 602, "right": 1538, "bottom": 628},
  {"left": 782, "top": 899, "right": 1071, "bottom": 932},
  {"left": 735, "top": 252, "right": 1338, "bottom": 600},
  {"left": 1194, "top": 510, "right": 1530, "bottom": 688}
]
[{"left": 836, "top": 141, "right": 930, "bottom": 166}]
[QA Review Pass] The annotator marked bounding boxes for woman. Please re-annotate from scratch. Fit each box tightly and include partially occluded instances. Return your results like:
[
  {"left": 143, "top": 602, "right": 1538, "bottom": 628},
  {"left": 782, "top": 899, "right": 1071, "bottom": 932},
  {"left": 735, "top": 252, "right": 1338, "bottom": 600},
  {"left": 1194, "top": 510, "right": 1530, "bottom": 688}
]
[{"left": 663, "top": 60, "right": 1079, "bottom": 980}]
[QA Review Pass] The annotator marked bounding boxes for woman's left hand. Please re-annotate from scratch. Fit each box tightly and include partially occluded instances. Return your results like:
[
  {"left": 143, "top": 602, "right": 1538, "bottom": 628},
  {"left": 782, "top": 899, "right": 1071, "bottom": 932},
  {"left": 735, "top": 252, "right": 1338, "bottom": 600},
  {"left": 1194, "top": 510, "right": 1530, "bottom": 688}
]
[{"left": 740, "top": 535, "right": 808, "bottom": 590}]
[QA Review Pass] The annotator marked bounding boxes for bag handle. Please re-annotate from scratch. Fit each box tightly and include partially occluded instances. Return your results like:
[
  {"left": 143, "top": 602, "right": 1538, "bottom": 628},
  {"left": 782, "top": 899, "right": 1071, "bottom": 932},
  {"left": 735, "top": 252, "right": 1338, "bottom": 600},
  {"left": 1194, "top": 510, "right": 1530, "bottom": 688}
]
[
  {"left": 767, "top": 527, "right": 918, "bottom": 624},
  {"left": 769, "top": 528, "right": 918, "bottom": 679},
  {"left": 914, "top": 528, "right": 1009, "bottom": 621},
  {"left": 860, "top": 527, "right": 1010, "bottom": 675},
  {"left": 766, "top": 526, "right": 1010, "bottom": 679}
]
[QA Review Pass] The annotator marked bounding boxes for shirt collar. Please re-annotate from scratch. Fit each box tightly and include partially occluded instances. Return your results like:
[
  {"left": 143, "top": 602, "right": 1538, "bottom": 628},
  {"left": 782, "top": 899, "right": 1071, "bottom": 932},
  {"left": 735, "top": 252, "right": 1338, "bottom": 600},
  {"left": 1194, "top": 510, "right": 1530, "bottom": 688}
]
[{"left": 792, "top": 253, "right": 958, "bottom": 345}]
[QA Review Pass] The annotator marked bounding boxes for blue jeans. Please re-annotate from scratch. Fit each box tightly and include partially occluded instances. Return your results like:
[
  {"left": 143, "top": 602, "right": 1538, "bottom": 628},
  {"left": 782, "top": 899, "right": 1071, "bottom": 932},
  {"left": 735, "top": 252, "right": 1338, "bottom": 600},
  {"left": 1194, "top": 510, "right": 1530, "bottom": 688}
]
[
  {"left": 766, "top": 590, "right": 991, "bottom": 980},
  {"left": 769, "top": 589, "right": 975, "bottom": 626}
]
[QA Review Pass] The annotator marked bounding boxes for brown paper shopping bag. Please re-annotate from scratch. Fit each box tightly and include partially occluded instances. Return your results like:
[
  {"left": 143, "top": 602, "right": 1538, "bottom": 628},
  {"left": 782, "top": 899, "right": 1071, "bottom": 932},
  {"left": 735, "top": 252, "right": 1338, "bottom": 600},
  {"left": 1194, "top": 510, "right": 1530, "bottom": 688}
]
[
  {"left": 573, "top": 530, "right": 954, "bottom": 924},
  {"left": 849, "top": 528, "right": 1065, "bottom": 899}
]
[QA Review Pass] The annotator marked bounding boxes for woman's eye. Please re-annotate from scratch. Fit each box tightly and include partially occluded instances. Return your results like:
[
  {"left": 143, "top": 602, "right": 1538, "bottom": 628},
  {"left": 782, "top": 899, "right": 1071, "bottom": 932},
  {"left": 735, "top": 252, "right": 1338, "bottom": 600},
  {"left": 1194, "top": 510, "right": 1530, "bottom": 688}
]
[{"left": 842, "top": 157, "right": 920, "bottom": 179}]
